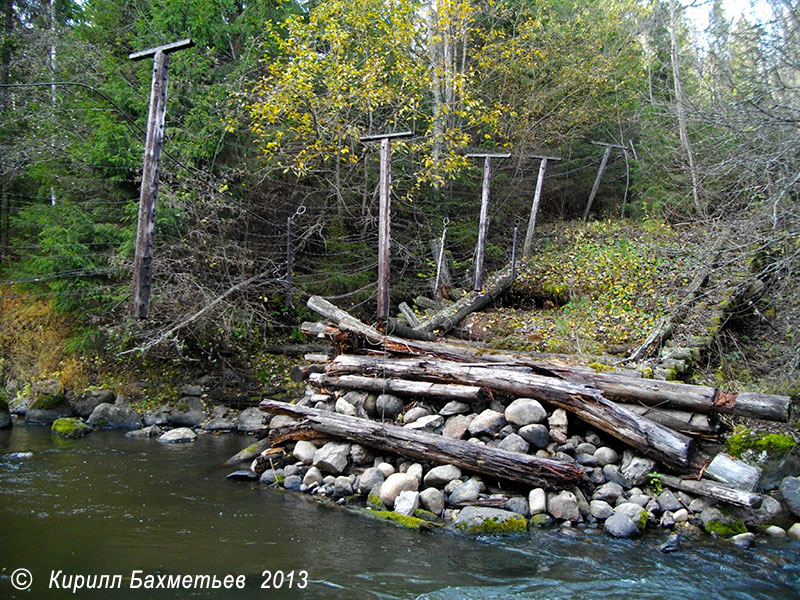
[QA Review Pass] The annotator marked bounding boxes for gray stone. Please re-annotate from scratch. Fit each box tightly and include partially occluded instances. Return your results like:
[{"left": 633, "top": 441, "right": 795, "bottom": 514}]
[
  {"left": 283, "top": 475, "right": 303, "bottom": 491},
  {"left": 283, "top": 464, "right": 300, "bottom": 477},
  {"left": 225, "top": 470, "right": 258, "bottom": 481},
  {"left": 504, "top": 398, "right": 547, "bottom": 427},
  {"left": 688, "top": 497, "right": 710, "bottom": 513},
  {"left": 211, "top": 405, "right": 228, "bottom": 419},
  {"left": 349, "top": 444, "right": 373, "bottom": 465},
  {"left": 125, "top": 425, "right": 163, "bottom": 438},
  {"left": 659, "top": 533, "right": 681, "bottom": 553},
  {"left": 657, "top": 490, "right": 683, "bottom": 513},
  {"left": 376, "top": 462, "right": 395, "bottom": 478},
  {"left": 518, "top": 424, "right": 549, "bottom": 449},
  {"left": 403, "top": 406, "right": 431, "bottom": 424},
  {"left": 646, "top": 498, "right": 661, "bottom": 515},
  {"left": 448, "top": 506, "right": 528, "bottom": 535},
  {"left": 375, "top": 394, "right": 404, "bottom": 420},
  {"left": 394, "top": 490, "right": 420, "bottom": 516},
  {"left": 341, "top": 390, "right": 369, "bottom": 406},
  {"left": 779, "top": 476, "right": 800, "bottom": 518},
  {"left": 404, "top": 414, "right": 444, "bottom": 432},
  {"left": 334, "top": 397, "right": 357, "bottom": 417},
  {"left": 313, "top": 442, "right": 351, "bottom": 474},
  {"left": 259, "top": 468, "right": 282, "bottom": 485},
  {"left": 51, "top": 417, "right": 91, "bottom": 439},
  {"left": 620, "top": 451, "right": 656, "bottom": 487},
  {"left": 731, "top": 532, "right": 755, "bottom": 549},
  {"left": 576, "top": 442, "right": 597, "bottom": 455},
  {"left": 87, "top": 403, "right": 142, "bottom": 430},
  {"left": 269, "top": 415, "right": 296, "bottom": 429},
  {"left": 424, "top": 464, "right": 462, "bottom": 487},
  {"left": 594, "top": 447, "right": 619, "bottom": 467},
  {"left": 529, "top": 488, "right": 547, "bottom": 516},
  {"left": 628, "top": 494, "right": 651, "bottom": 508},
  {"left": 158, "top": 427, "right": 197, "bottom": 443},
  {"left": 444, "top": 478, "right": 462, "bottom": 495},
  {"left": 419, "top": 487, "right": 445, "bottom": 515},
  {"left": 203, "top": 417, "right": 235, "bottom": 432},
  {"left": 505, "top": 496, "right": 530, "bottom": 517},
  {"left": 25, "top": 395, "right": 73, "bottom": 425},
  {"left": 787, "top": 523, "right": 800, "bottom": 540},
  {"left": 333, "top": 476, "right": 354, "bottom": 498},
  {"left": 468, "top": 409, "right": 506, "bottom": 436},
  {"left": 585, "top": 431, "right": 603, "bottom": 446},
  {"left": 699, "top": 506, "right": 745, "bottom": 536},
  {"left": 614, "top": 502, "right": 648, "bottom": 530},
  {"left": 363, "top": 394, "right": 378, "bottom": 417},
  {"left": 731, "top": 496, "right": 783, "bottom": 527},
  {"left": 549, "top": 429, "right": 568, "bottom": 444},
  {"left": 660, "top": 511, "right": 676, "bottom": 529},
  {"left": 498, "top": 433, "right": 529, "bottom": 454},
  {"left": 573, "top": 487, "right": 591, "bottom": 518},
  {"left": 592, "top": 481, "right": 625, "bottom": 504},
  {"left": 70, "top": 390, "right": 115, "bottom": 418},
  {"left": 604, "top": 513, "right": 642, "bottom": 538},
  {"left": 448, "top": 478, "right": 481, "bottom": 505},
  {"left": 303, "top": 466, "right": 323, "bottom": 487},
  {"left": 237, "top": 407, "right": 265, "bottom": 433},
  {"left": 292, "top": 440, "right": 317, "bottom": 464},
  {"left": 439, "top": 401, "right": 470, "bottom": 416},
  {"left": 673, "top": 508, "right": 689, "bottom": 523},
  {"left": 380, "top": 472, "right": 419, "bottom": 507},
  {"left": 547, "top": 490, "right": 581, "bottom": 522},
  {"left": 358, "top": 467, "right": 386, "bottom": 494},
  {"left": 144, "top": 409, "right": 170, "bottom": 427},
  {"left": 179, "top": 384, "right": 204, "bottom": 397},
  {"left": 405, "top": 463, "right": 424, "bottom": 481},
  {"left": 442, "top": 414, "right": 473, "bottom": 439},
  {"left": 0, "top": 401, "right": 10, "bottom": 429},
  {"left": 576, "top": 453, "right": 599, "bottom": 467},
  {"left": 590, "top": 500, "right": 614, "bottom": 520},
  {"left": 169, "top": 397, "right": 206, "bottom": 427},
  {"left": 547, "top": 408, "right": 568, "bottom": 432},
  {"left": 764, "top": 525, "right": 786, "bottom": 538}
]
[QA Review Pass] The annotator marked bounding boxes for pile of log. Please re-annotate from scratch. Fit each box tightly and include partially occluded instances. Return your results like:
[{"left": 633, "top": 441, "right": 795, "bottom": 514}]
[{"left": 267, "top": 295, "right": 793, "bottom": 506}]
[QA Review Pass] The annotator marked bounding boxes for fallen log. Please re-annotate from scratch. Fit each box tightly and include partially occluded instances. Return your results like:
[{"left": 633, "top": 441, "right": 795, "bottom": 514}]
[
  {"left": 620, "top": 404, "right": 716, "bottom": 436},
  {"left": 326, "top": 355, "right": 694, "bottom": 469},
  {"left": 414, "top": 263, "right": 515, "bottom": 335},
  {"left": 308, "top": 373, "right": 490, "bottom": 403},
  {"left": 659, "top": 474, "right": 762, "bottom": 508},
  {"left": 260, "top": 400, "right": 584, "bottom": 489}
]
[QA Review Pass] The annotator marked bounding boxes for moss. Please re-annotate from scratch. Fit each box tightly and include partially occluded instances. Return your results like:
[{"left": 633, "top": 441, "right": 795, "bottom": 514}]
[
  {"left": 0, "top": 391, "right": 8, "bottom": 411},
  {"left": 726, "top": 426, "right": 759, "bottom": 458},
  {"left": 455, "top": 514, "right": 528, "bottom": 535},
  {"left": 727, "top": 427, "right": 795, "bottom": 459},
  {"left": 413, "top": 509, "right": 442, "bottom": 523},
  {"left": 365, "top": 510, "right": 434, "bottom": 530},
  {"left": 588, "top": 361, "right": 615, "bottom": 372},
  {"left": 636, "top": 509, "right": 648, "bottom": 531},
  {"left": 704, "top": 518, "right": 747, "bottom": 538},
  {"left": 529, "top": 514, "right": 551, "bottom": 528},
  {"left": 367, "top": 492, "right": 384, "bottom": 510},
  {"left": 176, "top": 401, "right": 189, "bottom": 412},
  {"left": 30, "top": 393, "right": 67, "bottom": 410},
  {"left": 640, "top": 367, "right": 653, "bottom": 379},
  {"left": 52, "top": 417, "right": 89, "bottom": 439},
  {"left": 756, "top": 433, "right": 795, "bottom": 455}
]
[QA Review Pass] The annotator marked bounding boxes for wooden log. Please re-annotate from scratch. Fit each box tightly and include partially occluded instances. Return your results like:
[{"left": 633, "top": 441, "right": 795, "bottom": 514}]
[
  {"left": 413, "top": 263, "right": 515, "bottom": 335},
  {"left": 415, "top": 296, "right": 447, "bottom": 311},
  {"left": 260, "top": 400, "right": 584, "bottom": 489},
  {"left": 289, "top": 363, "right": 327, "bottom": 383},
  {"left": 327, "top": 355, "right": 694, "bottom": 469},
  {"left": 659, "top": 474, "right": 762, "bottom": 508},
  {"left": 620, "top": 403, "right": 716, "bottom": 436},
  {"left": 398, "top": 302, "right": 421, "bottom": 327},
  {"left": 308, "top": 373, "right": 490, "bottom": 402},
  {"left": 704, "top": 453, "right": 762, "bottom": 492},
  {"left": 263, "top": 343, "right": 328, "bottom": 355}
]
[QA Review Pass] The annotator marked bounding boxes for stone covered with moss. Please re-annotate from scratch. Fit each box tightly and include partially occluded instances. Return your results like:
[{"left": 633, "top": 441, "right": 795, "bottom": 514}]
[
  {"left": 52, "top": 417, "right": 92, "bottom": 439},
  {"left": 0, "top": 389, "right": 11, "bottom": 429},
  {"left": 448, "top": 506, "right": 528, "bottom": 535},
  {"left": 25, "top": 393, "right": 73, "bottom": 425}
]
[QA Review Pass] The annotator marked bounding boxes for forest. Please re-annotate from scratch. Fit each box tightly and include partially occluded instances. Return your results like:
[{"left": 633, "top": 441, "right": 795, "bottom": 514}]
[{"left": 0, "top": 0, "right": 798, "bottom": 399}]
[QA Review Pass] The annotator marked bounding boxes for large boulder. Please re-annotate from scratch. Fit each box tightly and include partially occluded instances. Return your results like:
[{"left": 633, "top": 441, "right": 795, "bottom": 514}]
[
  {"left": 70, "top": 390, "right": 115, "bottom": 419},
  {"left": 779, "top": 476, "right": 800, "bottom": 518},
  {"left": 504, "top": 398, "right": 547, "bottom": 427},
  {"left": 51, "top": 417, "right": 92, "bottom": 439},
  {"left": 547, "top": 490, "right": 581, "bottom": 522},
  {"left": 237, "top": 407, "right": 266, "bottom": 433},
  {"left": 158, "top": 427, "right": 198, "bottom": 443},
  {"left": 448, "top": 506, "right": 527, "bottom": 535},
  {"left": 87, "top": 403, "right": 142, "bottom": 430},
  {"left": 169, "top": 396, "right": 206, "bottom": 427},
  {"left": 25, "top": 393, "right": 73, "bottom": 425},
  {"left": 620, "top": 451, "right": 656, "bottom": 487}
]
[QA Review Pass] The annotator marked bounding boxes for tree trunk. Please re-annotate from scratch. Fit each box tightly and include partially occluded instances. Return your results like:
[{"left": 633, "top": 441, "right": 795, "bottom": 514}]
[
  {"left": 326, "top": 354, "right": 695, "bottom": 469},
  {"left": 260, "top": 400, "right": 585, "bottom": 489},
  {"left": 308, "top": 372, "right": 490, "bottom": 403},
  {"left": 659, "top": 474, "right": 762, "bottom": 508},
  {"left": 620, "top": 403, "right": 715, "bottom": 436}
]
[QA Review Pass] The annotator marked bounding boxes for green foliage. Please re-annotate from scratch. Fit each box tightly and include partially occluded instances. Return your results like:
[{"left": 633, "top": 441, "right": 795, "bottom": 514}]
[
  {"left": 726, "top": 426, "right": 796, "bottom": 459},
  {"left": 647, "top": 471, "right": 663, "bottom": 495}
]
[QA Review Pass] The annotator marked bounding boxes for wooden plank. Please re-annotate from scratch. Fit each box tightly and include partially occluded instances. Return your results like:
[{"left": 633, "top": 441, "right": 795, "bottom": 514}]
[
  {"left": 582, "top": 145, "right": 611, "bottom": 222},
  {"left": 474, "top": 156, "right": 492, "bottom": 291},
  {"left": 308, "top": 372, "right": 490, "bottom": 402},
  {"left": 377, "top": 137, "right": 391, "bottom": 320},
  {"left": 659, "top": 474, "right": 762, "bottom": 508},
  {"left": 128, "top": 38, "right": 194, "bottom": 61},
  {"left": 523, "top": 157, "right": 548, "bottom": 259}
]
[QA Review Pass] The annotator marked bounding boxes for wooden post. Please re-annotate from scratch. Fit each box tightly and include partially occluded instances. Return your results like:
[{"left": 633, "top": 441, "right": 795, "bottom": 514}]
[
  {"left": 285, "top": 215, "right": 293, "bottom": 307},
  {"left": 129, "top": 38, "right": 194, "bottom": 319},
  {"left": 360, "top": 131, "right": 413, "bottom": 321},
  {"left": 511, "top": 222, "right": 519, "bottom": 282},
  {"left": 522, "top": 155, "right": 560, "bottom": 259},
  {"left": 466, "top": 153, "right": 510, "bottom": 291},
  {"left": 582, "top": 141, "right": 625, "bottom": 223}
]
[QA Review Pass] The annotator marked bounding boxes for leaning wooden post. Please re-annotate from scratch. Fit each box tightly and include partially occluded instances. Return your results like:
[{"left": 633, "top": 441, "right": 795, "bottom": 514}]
[
  {"left": 582, "top": 141, "right": 625, "bottom": 223},
  {"left": 466, "top": 153, "right": 510, "bottom": 291},
  {"left": 129, "top": 38, "right": 194, "bottom": 319},
  {"left": 522, "top": 154, "right": 561, "bottom": 259},
  {"left": 360, "top": 131, "right": 413, "bottom": 321}
]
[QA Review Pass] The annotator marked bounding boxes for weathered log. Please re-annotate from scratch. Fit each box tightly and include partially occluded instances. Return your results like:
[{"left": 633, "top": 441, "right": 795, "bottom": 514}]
[
  {"left": 414, "top": 263, "right": 515, "bottom": 334},
  {"left": 620, "top": 404, "right": 716, "bottom": 436},
  {"left": 308, "top": 373, "right": 490, "bottom": 402},
  {"left": 289, "top": 363, "right": 327, "bottom": 383},
  {"left": 263, "top": 343, "right": 328, "bottom": 355},
  {"left": 398, "top": 302, "right": 421, "bottom": 327},
  {"left": 259, "top": 400, "right": 584, "bottom": 489},
  {"left": 659, "top": 474, "right": 762, "bottom": 508},
  {"left": 386, "top": 319, "right": 437, "bottom": 342},
  {"left": 704, "top": 453, "right": 762, "bottom": 492},
  {"left": 327, "top": 355, "right": 694, "bottom": 469},
  {"left": 415, "top": 296, "right": 447, "bottom": 310}
]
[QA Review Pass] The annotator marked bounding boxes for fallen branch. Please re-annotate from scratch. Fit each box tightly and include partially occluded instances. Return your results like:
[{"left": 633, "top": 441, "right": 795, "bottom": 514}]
[
  {"left": 659, "top": 474, "right": 762, "bottom": 508},
  {"left": 308, "top": 373, "right": 490, "bottom": 403}
]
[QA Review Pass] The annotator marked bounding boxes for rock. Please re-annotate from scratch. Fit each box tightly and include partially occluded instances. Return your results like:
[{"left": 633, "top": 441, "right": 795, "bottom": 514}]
[
  {"left": 403, "top": 406, "right": 431, "bottom": 423},
  {"left": 283, "top": 475, "right": 303, "bottom": 491},
  {"left": 659, "top": 533, "right": 681, "bottom": 553},
  {"left": 144, "top": 408, "right": 170, "bottom": 427},
  {"left": 439, "top": 401, "right": 470, "bottom": 416},
  {"left": 547, "top": 408, "right": 568, "bottom": 432},
  {"left": 673, "top": 508, "right": 689, "bottom": 523},
  {"left": 419, "top": 487, "right": 445, "bottom": 515},
  {"left": 656, "top": 490, "right": 683, "bottom": 513},
  {"left": 25, "top": 394, "right": 73, "bottom": 425},
  {"left": 660, "top": 511, "right": 676, "bottom": 529},
  {"left": 268, "top": 415, "right": 296, "bottom": 429},
  {"left": 576, "top": 453, "right": 599, "bottom": 467},
  {"left": 604, "top": 513, "right": 642, "bottom": 538},
  {"left": 548, "top": 490, "right": 581, "bottom": 522},
  {"left": 169, "top": 397, "right": 206, "bottom": 427},
  {"left": 706, "top": 453, "right": 762, "bottom": 491},
  {"left": 341, "top": 390, "right": 368, "bottom": 406},
  {"left": 405, "top": 463, "right": 424, "bottom": 481},
  {"left": 730, "top": 532, "right": 755, "bottom": 549},
  {"left": 0, "top": 399, "right": 11, "bottom": 429},
  {"left": 529, "top": 488, "right": 547, "bottom": 516},
  {"left": 576, "top": 442, "right": 597, "bottom": 455},
  {"left": 592, "top": 481, "right": 625, "bottom": 504},
  {"left": 158, "top": 427, "right": 197, "bottom": 443},
  {"left": 779, "top": 476, "right": 800, "bottom": 518},
  {"left": 180, "top": 384, "right": 204, "bottom": 397},
  {"left": 688, "top": 497, "right": 709, "bottom": 513},
  {"left": 8, "top": 395, "right": 30, "bottom": 416},
  {"left": 549, "top": 429, "right": 568, "bottom": 444},
  {"left": 203, "top": 418, "right": 235, "bottom": 432},
  {"left": 602, "top": 464, "right": 630, "bottom": 489},
  {"left": 620, "top": 451, "right": 656, "bottom": 487},
  {"left": 394, "top": 490, "right": 420, "bottom": 516},
  {"left": 375, "top": 394, "right": 404, "bottom": 420},
  {"left": 614, "top": 502, "right": 648, "bottom": 531},
  {"left": 70, "top": 390, "right": 115, "bottom": 419},
  {"left": 313, "top": 442, "right": 351, "bottom": 474},
  {"left": 787, "top": 523, "right": 800, "bottom": 540},
  {"left": 448, "top": 478, "right": 481, "bottom": 505},
  {"left": 224, "top": 439, "right": 270, "bottom": 466},
  {"left": 764, "top": 525, "right": 786, "bottom": 538},
  {"left": 51, "top": 417, "right": 91, "bottom": 439},
  {"left": 424, "top": 464, "right": 462, "bottom": 487},
  {"left": 442, "top": 414, "right": 472, "bottom": 439},
  {"left": 357, "top": 467, "right": 386, "bottom": 494},
  {"left": 259, "top": 468, "right": 282, "bottom": 484},
  {"left": 628, "top": 494, "right": 651, "bottom": 508},
  {"left": 758, "top": 449, "right": 800, "bottom": 491},
  {"left": 699, "top": 506, "right": 747, "bottom": 537},
  {"left": 504, "top": 398, "right": 547, "bottom": 427},
  {"left": 292, "top": 440, "right": 317, "bottom": 464},
  {"left": 498, "top": 433, "right": 529, "bottom": 454},
  {"left": 730, "top": 495, "right": 783, "bottom": 527},
  {"left": 573, "top": 487, "right": 591, "bottom": 518},
  {"left": 335, "top": 397, "right": 357, "bottom": 417},
  {"left": 467, "top": 409, "right": 506, "bottom": 437},
  {"left": 87, "top": 403, "right": 142, "bottom": 430},
  {"left": 211, "top": 405, "right": 228, "bottom": 419},
  {"left": 448, "top": 506, "right": 528, "bottom": 535},
  {"left": 518, "top": 424, "right": 549, "bottom": 449},
  {"left": 404, "top": 414, "right": 444, "bottom": 432},
  {"left": 380, "top": 472, "right": 419, "bottom": 507},
  {"left": 376, "top": 462, "right": 395, "bottom": 478},
  {"left": 590, "top": 500, "right": 614, "bottom": 520},
  {"left": 349, "top": 444, "right": 373, "bottom": 465},
  {"left": 125, "top": 425, "right": 163, "bottom": 438},
  {"left": 594, "top": 447, "right": 619, "bottom": 467},
  {"left": 530, "top": 513, "right": 554, "bottom": 529},
  {"left": 237, "top": 407, "right": 265, "bottom": 433},
  {"left": 226, "top": 470, "right": 258, "bottom": 481},
  {"left": 505, "top": 496, "right": 530, "bottom": 517},
  {"left": 303, "top": 466, "right": 323, "bottom": 487},
  {"left": 333, "top": 476, "right": 354, "bottom": 498}
]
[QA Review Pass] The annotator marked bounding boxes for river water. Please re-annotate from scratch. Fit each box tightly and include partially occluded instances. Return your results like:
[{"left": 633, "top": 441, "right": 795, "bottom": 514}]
[{"left": 1, "top": 423, "right": 798, "bottom": 599}]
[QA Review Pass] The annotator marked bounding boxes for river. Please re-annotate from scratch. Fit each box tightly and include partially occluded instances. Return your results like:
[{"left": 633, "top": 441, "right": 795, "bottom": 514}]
[{"left": 1, "top": 424, "right": 798, "bottom": 599}]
